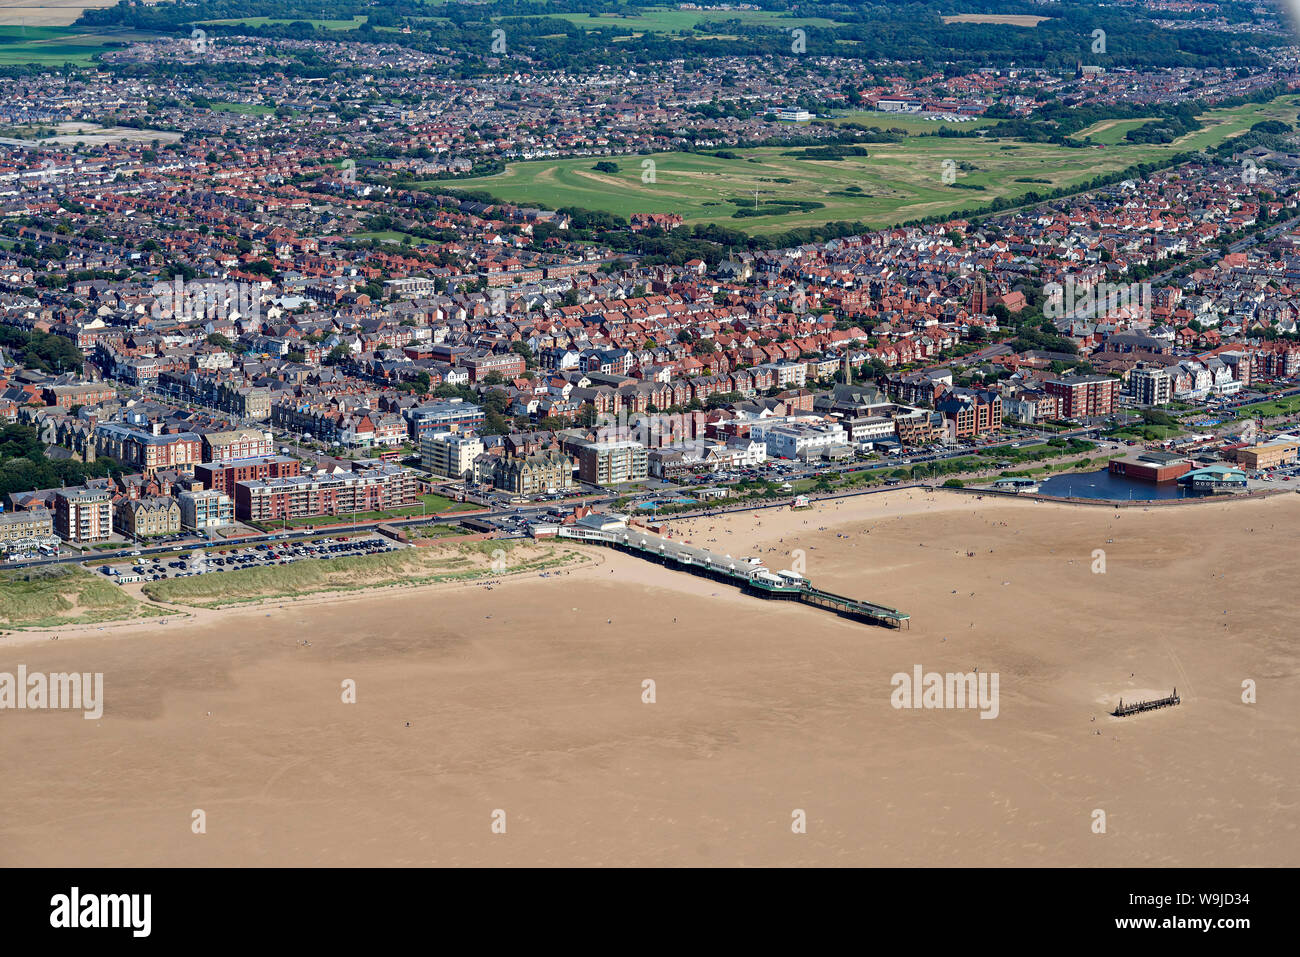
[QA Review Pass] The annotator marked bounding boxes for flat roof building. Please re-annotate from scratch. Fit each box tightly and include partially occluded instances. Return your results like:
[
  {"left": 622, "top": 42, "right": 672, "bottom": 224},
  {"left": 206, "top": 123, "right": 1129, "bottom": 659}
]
[
  {"left": 577, "top": 440, "right": 647, "bottom": 486},
  {"left": 53, "top": 487, "right": 113, "bottom": 543},
  {"left": 1236, "top": 441, "right": 1298, "bottom": 470}
]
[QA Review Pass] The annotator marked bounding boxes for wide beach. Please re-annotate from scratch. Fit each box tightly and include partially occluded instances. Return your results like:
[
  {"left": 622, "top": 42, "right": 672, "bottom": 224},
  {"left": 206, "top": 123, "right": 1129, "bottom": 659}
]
[{"left": 2, "top": 489, "right": 1295, "bottom": 866}]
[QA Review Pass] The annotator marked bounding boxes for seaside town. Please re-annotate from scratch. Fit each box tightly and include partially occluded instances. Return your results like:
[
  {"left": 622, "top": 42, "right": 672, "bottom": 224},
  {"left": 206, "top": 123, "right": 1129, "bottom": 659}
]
[
  {"left": 0, "top": 0, "right": 1297, "bottom": 883},
  {"left": 5, "top": 93, "right": 1300, "bottom": 562}
]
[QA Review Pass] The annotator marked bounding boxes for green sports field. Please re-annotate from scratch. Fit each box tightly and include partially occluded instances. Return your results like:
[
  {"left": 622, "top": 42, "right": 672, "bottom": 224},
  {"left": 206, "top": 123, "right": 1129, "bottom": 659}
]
[{"left": 449, "top": 96, "right": 1300, "bottom": 232}]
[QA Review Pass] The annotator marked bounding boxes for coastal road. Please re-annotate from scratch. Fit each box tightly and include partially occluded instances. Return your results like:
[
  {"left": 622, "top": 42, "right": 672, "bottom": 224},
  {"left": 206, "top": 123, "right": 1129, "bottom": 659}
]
[{"left": 1, "top": 499, "right": 607, "bottom": 573}]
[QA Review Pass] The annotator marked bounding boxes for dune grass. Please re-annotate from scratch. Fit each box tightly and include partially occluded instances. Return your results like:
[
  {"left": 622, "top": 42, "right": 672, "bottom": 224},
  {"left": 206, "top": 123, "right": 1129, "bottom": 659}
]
[
  {"left": 0, "top": 564, "right": 163, "bottom": 629},
  {"left": 142, "top": 540, "right": 586, "bottom": 608}
]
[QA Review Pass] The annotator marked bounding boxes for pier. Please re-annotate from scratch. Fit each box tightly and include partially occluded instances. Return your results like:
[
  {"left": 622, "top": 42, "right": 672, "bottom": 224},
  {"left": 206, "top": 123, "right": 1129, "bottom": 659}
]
[
  {"left": 1111, "top": 689, "right": 1181, "bottom": 717},
  {"left": 557, "top": 522, "right": 909, "bottom": 629}
]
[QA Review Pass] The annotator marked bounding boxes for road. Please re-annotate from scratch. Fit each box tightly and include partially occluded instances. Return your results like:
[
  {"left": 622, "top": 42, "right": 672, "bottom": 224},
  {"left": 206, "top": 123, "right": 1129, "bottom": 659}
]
[{"left": 2, "top": 500, "right": 601, "bottom": 572}]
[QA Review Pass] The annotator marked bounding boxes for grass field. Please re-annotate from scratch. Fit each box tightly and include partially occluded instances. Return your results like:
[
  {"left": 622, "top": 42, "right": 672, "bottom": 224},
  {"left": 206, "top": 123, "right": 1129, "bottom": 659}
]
[
  {"left": 0, "top": 565, "right": 163, "bottom": 629},
  {"left": 825, "top": 110, "right": 995, "bottom": 134},
  {"left": 495, "top": 7, "right": 845, "bottom": 34},
  {"left": 0, "top": 24, "right": 146, "bottom": 64},
  {"left": 1110, "top": 424, "right": 1184, "bottom": 441},
  {"left": 209, "top": 101, "right": 274, "bottom": 115},
  {"left": 1070, "top": 118, "right": 1158, "bottom": 145},
  {"left": 351, "top": 230, "right": 425, "bottom": 244},
  {"left": 1236, "top": 396, "right": 1300, "bottom": 418},
  {"left": 141, "top": 540, "right": 585, "bottom": 608},
  {"left": 451, "top": 95, "right": 1300, "bottom": 232},
  {"left": 200, "top": 16, "right": 367, "bottom": 31}
]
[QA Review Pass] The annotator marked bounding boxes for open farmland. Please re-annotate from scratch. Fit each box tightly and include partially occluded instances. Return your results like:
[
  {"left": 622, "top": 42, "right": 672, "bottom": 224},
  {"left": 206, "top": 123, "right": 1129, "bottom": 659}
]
[
  {"left": 0, "top": 24, "right": 157, "bottom": 64},
  {"left": 0, "top": 0, "right": 117, "bottom": 28}
]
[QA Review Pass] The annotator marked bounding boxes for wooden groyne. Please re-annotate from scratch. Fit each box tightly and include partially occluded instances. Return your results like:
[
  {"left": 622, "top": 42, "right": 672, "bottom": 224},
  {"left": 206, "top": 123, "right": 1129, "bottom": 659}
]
[{"left": 1112, "top": 689, "right": 1181, "bottom": 717}]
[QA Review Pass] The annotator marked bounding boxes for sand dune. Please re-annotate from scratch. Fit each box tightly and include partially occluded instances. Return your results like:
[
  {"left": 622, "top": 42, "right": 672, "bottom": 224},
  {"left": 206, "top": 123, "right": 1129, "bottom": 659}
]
[{"left": 1, "top": 490, "right": 1295, "bottom": 866}]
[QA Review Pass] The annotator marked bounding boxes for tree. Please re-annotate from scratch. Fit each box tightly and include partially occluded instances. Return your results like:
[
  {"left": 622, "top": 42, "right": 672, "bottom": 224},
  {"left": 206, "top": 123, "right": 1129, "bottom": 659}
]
[
  {"left": 0, "top": 423, "right": 122, "bottom": 498},
  {"left": 510, "top": 341, "right": 536, "bottom": 369},
  {"left": 705, "top": 391, "right": 743, "bottom": 409}
]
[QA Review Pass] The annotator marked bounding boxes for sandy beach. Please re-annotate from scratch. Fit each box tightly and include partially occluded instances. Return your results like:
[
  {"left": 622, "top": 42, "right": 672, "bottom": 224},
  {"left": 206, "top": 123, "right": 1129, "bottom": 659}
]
[{"left": 1, "top": 489, "right": 1296, "bottom": 866}]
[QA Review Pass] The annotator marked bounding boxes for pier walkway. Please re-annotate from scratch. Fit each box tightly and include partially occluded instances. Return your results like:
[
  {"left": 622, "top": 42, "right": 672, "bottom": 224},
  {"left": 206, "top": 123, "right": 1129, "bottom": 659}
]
[{"left": 558, "top": 524, "right": 909, "bottom": 629}]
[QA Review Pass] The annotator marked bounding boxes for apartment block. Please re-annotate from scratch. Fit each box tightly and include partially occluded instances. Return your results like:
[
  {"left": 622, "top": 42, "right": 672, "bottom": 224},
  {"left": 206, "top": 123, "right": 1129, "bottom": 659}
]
[
  {"left": 577, "top": 440, "right": 648, "bottom": 485},
  {"left": 421, "top": 431, "right": 484, "bottom": 481},
  {"left": 234, "top": 465, "right": 419, "bottom": 523},
  {"left": 195, "top": 455, "right": 302, "bottom": 494},
  {"left": 54, "top": 488, "right": 113, "bottom": 543},
  {"left": 179, "top": 489, "right": 235, "bottom": 530},
  {"left": 1130, "top": 368, "right": 1173, "bottom": 407},
  {"left": 1044, "top": 374, "right": 1120, "bottom": 419}
]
